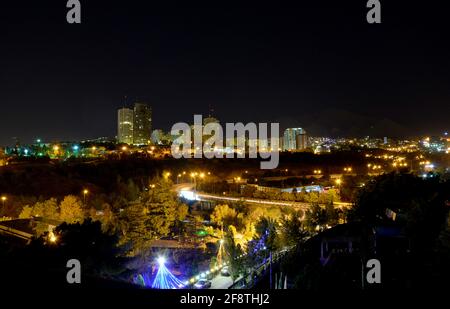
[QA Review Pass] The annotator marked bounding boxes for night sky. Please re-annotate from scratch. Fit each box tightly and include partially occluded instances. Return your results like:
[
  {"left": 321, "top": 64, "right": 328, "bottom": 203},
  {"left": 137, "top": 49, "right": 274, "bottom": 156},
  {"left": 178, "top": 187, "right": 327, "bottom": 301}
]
[{"left": 1, "top": 0, "right": 449, "bottom": 145}]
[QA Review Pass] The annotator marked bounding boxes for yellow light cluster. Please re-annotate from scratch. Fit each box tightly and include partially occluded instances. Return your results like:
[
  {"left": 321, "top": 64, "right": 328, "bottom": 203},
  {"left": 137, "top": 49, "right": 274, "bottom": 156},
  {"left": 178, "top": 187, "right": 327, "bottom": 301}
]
[
  {"left": 393, "top": 162, "right": 408, "bottom": 167},
  {"left": 367, "top": 164, "right": 382, "bottom": 170}
]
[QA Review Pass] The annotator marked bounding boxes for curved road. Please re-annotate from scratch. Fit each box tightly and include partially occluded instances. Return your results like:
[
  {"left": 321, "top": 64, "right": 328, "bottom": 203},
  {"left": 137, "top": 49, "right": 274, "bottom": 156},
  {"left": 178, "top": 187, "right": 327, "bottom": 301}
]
[{"left": 174, "top": 183, "right": 352, "bottom": 210}]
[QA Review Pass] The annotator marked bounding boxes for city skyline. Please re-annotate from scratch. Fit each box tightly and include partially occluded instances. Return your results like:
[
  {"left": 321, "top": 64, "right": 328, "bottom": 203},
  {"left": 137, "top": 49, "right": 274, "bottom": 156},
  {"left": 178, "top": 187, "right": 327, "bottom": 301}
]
[
  {"left": 1, "top": 1, "right": 450, "bottom": 297},
  {"left": 1, "top": 1, "right": 449, "bottom": 145}
]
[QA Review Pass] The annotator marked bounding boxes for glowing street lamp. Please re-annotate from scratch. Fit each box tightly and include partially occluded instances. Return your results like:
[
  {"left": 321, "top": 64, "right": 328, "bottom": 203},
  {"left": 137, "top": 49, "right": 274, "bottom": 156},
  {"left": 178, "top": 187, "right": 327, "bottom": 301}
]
[
  {"left": 83, "top": 189, "right": 89, "bottom": 204},
  {"left": 1, "top": 196, "right": 6, "bottom": 208}
]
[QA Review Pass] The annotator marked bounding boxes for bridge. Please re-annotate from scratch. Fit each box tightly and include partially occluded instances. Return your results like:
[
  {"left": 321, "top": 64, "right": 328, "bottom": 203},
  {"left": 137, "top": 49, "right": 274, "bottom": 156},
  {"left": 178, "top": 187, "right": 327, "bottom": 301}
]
[{"left": 174, "top": 183, "right": 353, "bottom": 213}]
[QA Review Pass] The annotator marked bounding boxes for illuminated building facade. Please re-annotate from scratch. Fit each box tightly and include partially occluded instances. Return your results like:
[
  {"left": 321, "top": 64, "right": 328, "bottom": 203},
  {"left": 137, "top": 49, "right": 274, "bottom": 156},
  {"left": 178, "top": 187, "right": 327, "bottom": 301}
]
[
  {"left": 133, "top": 103, "right": 152, "bottom": 145},
  {"left": 117, "top": 108, "right": 134, "bottom": 144},
  {"left": 283, "top": 127, "right": 307, "bottom": 151}
]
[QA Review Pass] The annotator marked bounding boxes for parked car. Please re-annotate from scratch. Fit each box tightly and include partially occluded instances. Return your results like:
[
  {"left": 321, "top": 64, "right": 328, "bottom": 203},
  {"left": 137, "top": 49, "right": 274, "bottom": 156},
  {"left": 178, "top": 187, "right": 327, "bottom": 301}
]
[
  {"left": 194, "top": 279, "right": 212, "bottom": 289},
  {"left": 221, "top": 266, "right": 231, "bottom": 276}
]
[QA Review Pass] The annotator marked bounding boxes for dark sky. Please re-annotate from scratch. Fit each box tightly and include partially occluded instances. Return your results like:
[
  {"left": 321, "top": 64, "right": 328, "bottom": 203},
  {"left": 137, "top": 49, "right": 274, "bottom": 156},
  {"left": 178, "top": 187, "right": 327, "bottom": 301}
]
[{"left": 1, "top": 0, "right": 449, "bottom": 145}]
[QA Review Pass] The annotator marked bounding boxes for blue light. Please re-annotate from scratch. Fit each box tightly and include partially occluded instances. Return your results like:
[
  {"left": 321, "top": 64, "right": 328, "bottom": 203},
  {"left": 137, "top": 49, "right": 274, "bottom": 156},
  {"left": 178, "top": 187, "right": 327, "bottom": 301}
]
[
  {"left": 134, "top": 256, "right": 185, "bottom": 289},
  {"left": 72, "top": 145, "right": 79, "bottom": 151},
  {"left": 151, "top": 257, "right": 185, "bottom": 289}
]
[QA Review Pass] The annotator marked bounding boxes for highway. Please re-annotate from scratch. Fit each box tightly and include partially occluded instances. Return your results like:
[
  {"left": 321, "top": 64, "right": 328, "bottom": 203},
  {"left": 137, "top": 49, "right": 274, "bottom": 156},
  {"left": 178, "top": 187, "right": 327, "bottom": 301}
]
[
  {"left": 197, "top": 192, "right": 351, "bottom": 209},
  {"left": 174, "top": 183, "right": 352, "bottom": 210}
]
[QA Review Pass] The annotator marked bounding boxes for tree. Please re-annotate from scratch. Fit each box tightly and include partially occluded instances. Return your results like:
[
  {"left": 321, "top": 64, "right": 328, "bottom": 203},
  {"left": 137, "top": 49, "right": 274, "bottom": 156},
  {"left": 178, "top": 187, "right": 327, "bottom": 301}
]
[
  {"left": 224, "top": 226, "right": 245, "bottom": 280},
  {"left": 19, "top": 205, "right": 33, "bottom": 219},
  {"left": 280, "top": 211, "right": 309, "bottom": 247},
  {"left": 59, "top": 195, "right": 84, "bottom": 223},
  {"left": 176, "top": 203, "right": 189, "bottom": 222},
  {"left": 144, "top": 178, "right": 181, "bottom": 237},
  {"left": 256, "top": 217, "right": 279, "bottom": 252},
  {"left": 32, "top": 198, "right": 59, "bottom": 219},
  {"left": 51, "top": 219, "right": 127, "bottom": 278},
  {"left": 304, "top": 203, "right": 327, "bottom": 233},
  {"left": 126, "top": 179, "right": 140, "bottom": 201},
  {"left": 210, "top": 204, "right": 238, "bottom": 230},
  {"left": 119, "top": 177, "right": 186, "bottom": 256},
  {"left": 119, "top": 201, "right": 152, "bottom": 256},
  {"left": 100, "top": 203, "right": 116, "bottom": 232}
]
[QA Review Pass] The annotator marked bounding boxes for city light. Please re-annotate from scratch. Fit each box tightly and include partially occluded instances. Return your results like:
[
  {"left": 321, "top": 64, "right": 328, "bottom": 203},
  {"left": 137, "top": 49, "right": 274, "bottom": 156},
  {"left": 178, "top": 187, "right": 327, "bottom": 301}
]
[
  {"left": 83, "top": 189, "right": 89, "bottom": 204},
  {"left": 48, "top": 231, "right": 58, "bottom": 243},
  {"left": 151, "top": 256, "right": 184, "bottom": 289},
  {"left": 157, "top": 256, "right": 166, "bottom": 266}
]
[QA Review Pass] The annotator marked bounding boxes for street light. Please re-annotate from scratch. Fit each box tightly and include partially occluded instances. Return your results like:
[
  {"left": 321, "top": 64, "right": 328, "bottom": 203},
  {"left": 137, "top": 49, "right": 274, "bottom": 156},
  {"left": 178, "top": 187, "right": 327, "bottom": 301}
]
[
  {"left": 1, "top": 196, "right": 6, "bottom": 208},
  {"left": 83, "top": 189, "right": 89, "bottom": 204}
]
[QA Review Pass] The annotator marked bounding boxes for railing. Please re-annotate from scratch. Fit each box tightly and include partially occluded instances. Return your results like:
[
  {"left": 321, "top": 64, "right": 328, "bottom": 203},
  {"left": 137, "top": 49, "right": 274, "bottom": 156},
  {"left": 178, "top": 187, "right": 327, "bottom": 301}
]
[
  {"left": 229, "top": 250, "right": 290, "bottom": 289},
  {"left": 0, "top": 224, "right": 33, "bottom": 240}
]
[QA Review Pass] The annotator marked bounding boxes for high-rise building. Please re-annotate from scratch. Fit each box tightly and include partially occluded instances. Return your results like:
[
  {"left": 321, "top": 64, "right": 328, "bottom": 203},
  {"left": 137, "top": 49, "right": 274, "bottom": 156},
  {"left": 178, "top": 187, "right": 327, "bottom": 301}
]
[
  {"left": 133, "top": 102, "right": 152, "bottom": 145},
  {"left": 296, "top": 132, "right": 308, "bottom": 150},
  {"left": 283, "top": 128, "right": 307, "bottom": 151},
  {"left": 117, "top": 108, "right": 134, "bottom": 144}
]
